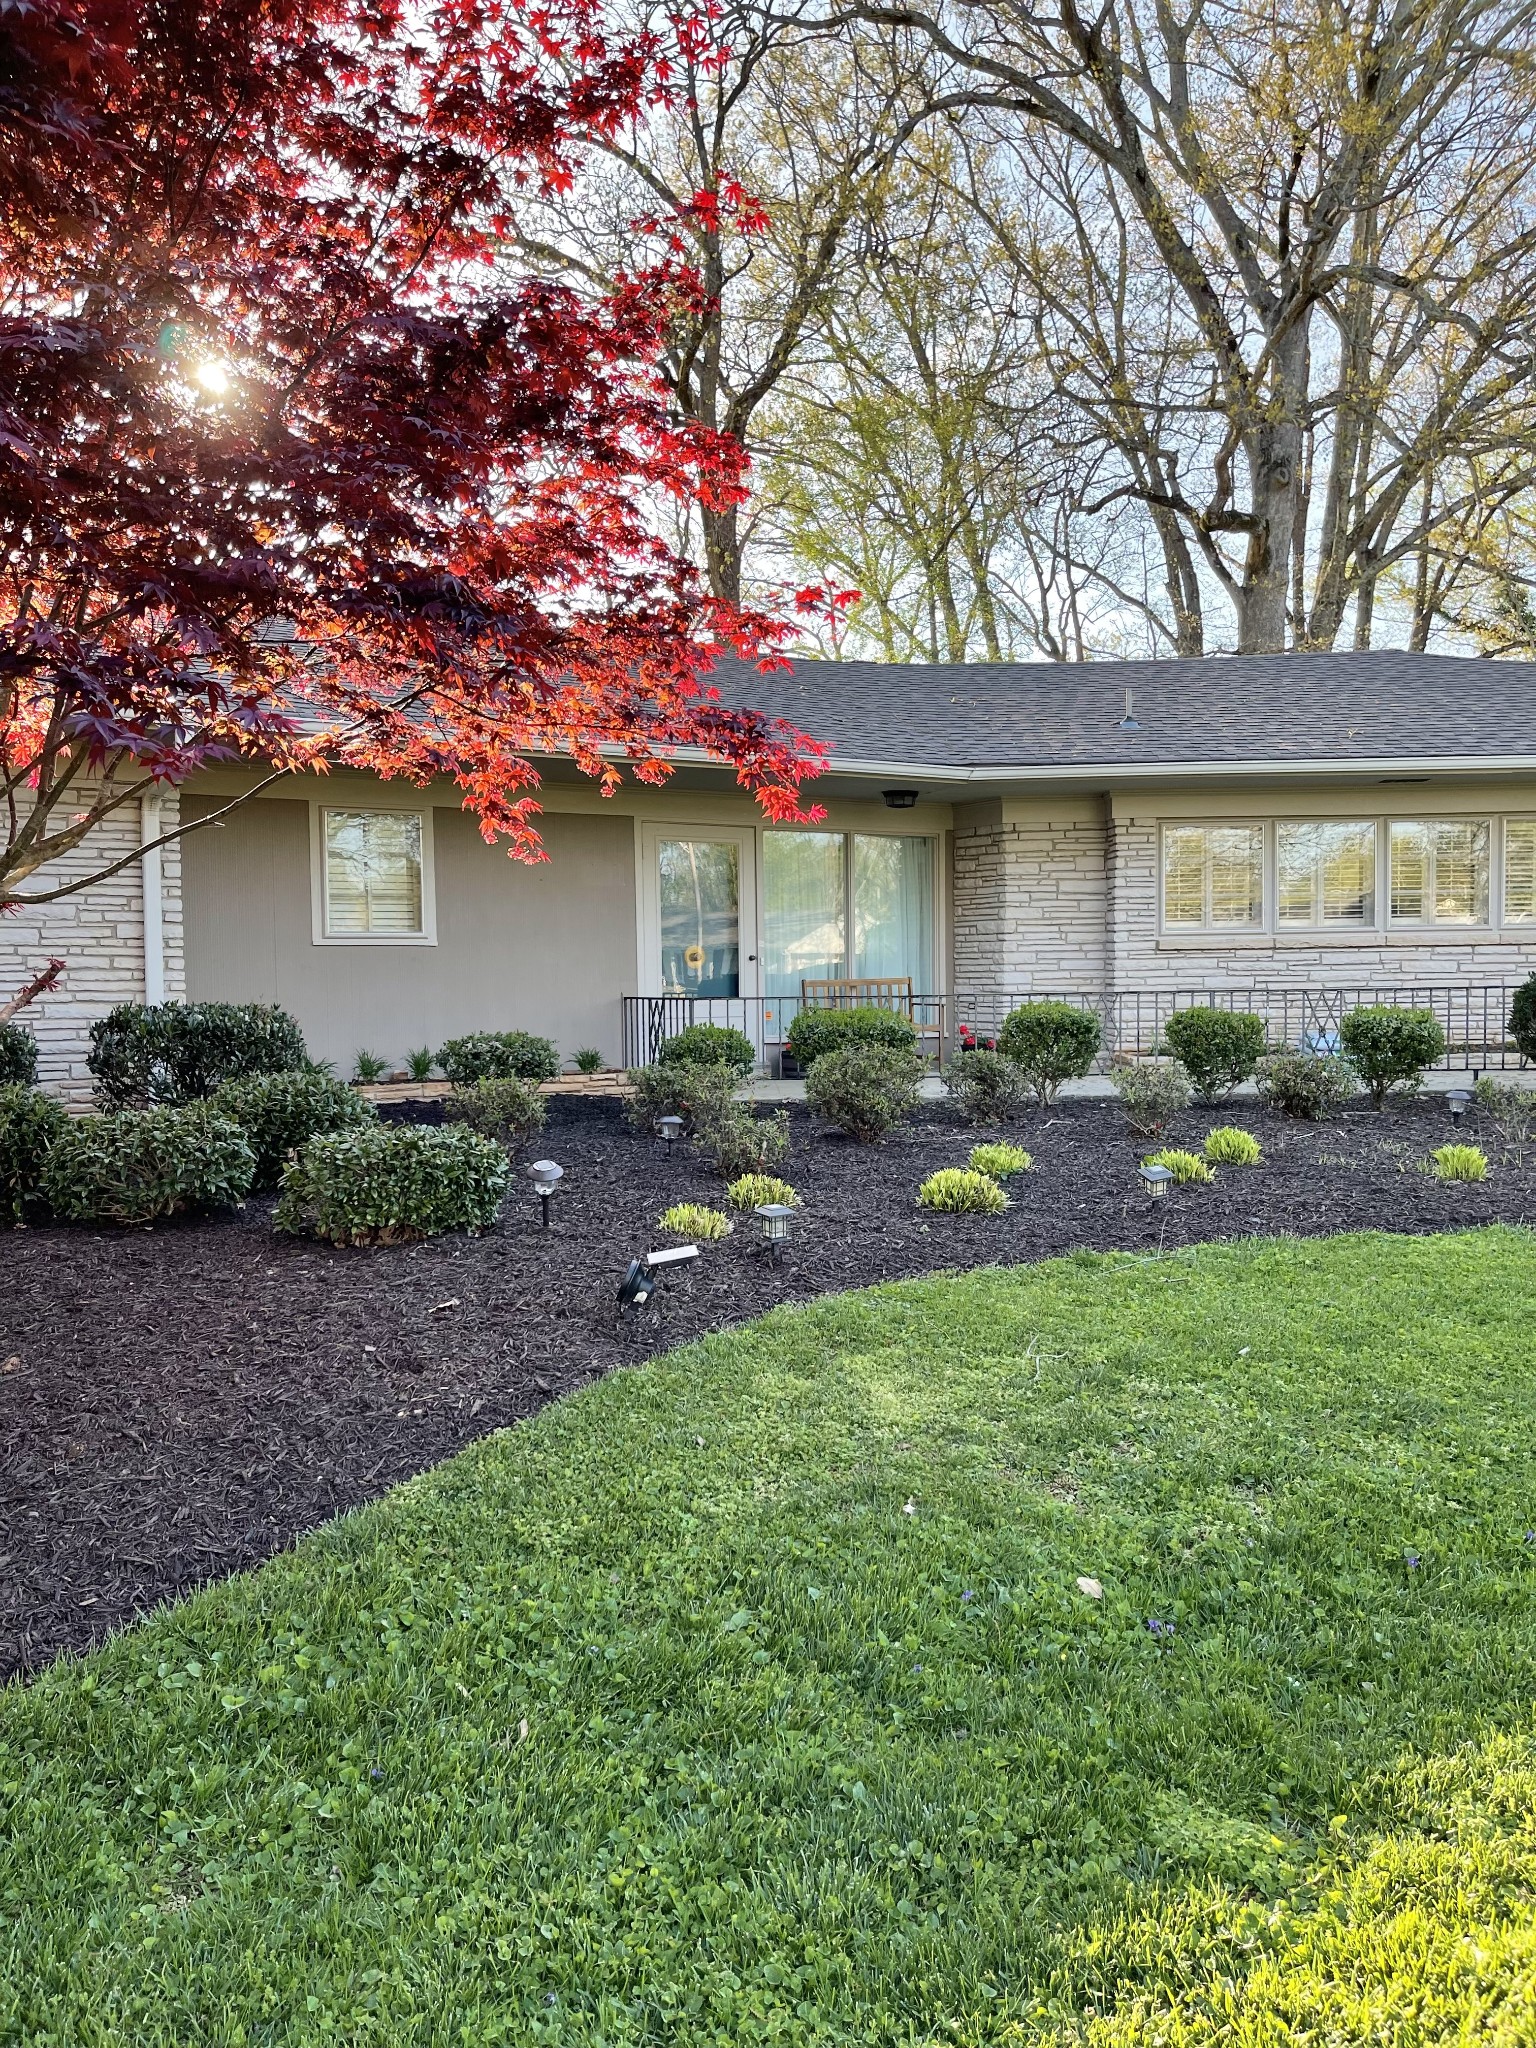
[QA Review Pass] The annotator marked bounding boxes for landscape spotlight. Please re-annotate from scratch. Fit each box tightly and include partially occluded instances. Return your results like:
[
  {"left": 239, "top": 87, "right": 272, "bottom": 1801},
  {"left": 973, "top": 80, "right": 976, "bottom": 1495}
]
[
  {"left": 529, "top": 1157, "right": 564, "bottom": 1227},
  {"left": 755, "top": 1202, "right": 795, "bottom": 1259},
  {"left": 1447, "top": 1088, "right": 1472, "bottom": 1123},
  {"left": 1139, "top": 1163, "right": 1174, "bottom": 1200},
  {"left": 656, "top": 1113, "right": 685, "bottom": 1155},
  {"left": 617, "top": 1244, "right": 700, "bottom": 1315}
]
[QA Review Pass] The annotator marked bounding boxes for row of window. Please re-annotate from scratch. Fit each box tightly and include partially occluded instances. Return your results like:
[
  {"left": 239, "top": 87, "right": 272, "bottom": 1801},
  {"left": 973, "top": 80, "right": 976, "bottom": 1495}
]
[{"left": 1163, "top": 818, "right": 1536, "bottom": 932}]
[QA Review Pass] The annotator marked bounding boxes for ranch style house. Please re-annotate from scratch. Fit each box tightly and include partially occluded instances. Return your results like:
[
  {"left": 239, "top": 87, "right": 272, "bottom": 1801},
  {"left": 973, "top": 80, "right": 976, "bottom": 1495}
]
[{"left": 11, "top": 649, "right": 1536, "bottom": 1100}]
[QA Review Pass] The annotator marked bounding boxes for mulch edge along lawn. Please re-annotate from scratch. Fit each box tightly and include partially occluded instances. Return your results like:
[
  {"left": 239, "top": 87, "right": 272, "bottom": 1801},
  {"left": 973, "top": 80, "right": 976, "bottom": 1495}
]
[
  {"left": 4, "top": 1091, "right": 1536, "bottom": 1677},
  {"left": 3, "top": 1228, "right": 1536, "bottom": 2044}
]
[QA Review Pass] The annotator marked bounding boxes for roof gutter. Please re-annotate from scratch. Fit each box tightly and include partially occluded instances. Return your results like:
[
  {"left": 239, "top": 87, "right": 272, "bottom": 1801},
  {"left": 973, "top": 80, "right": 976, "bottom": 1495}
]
[{"left": 658, "top": 748, "right": 1536, "bottom": 784}]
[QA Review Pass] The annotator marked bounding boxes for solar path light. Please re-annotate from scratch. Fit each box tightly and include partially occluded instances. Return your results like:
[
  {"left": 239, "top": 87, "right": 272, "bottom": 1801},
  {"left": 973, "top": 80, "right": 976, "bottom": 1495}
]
[
  {"left": 529, "top": 1158, "right": 563, "bottom": 1228},
  {"left": 1139, "top": 1162, "right": 1174, "bottom": 1200}
]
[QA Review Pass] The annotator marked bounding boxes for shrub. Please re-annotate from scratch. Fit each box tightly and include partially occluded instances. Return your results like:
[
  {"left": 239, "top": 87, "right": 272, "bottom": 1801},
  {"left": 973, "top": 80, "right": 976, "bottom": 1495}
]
[
  {"left": 442, "top": 1075, "right": 547, "bottom": 1148},
  {"left": 0, "top": 1022, "right": 38, "bottom": 1088},
  {"left": 1203, "top": 1125, "right": 1262, "bottom": 1166},
  {"left": 1109, "top": 1056, "right": 1191, "bottom": 1139},
  {"left": 1339, "top": 1005, "right": 1447, "bottom": 1109},
  {"left": 657, "top": 1202, "right": 732, "bottom": 1240},
  {"left": 353, "top": 1050, "right": 391, "bottom": 1083},
  {"left": 1510, "top": 974, "right": 1536, "bottom": 1064},
  {"left": 785, "top": 1004, "right": 917, "bottom": 1068},
  {"left": 725, "top": 1173, "right": 801, "bottom": 1211},
  {"left": 1162, "top": 1008, "right": 1267, "bottom": 1100},
  {"left": 805, "top": 1041, "right": 923, "bottom": 1141},
  {"left": 275, "top": 1124, "right": 509, "bottom": 1244},
  {"left": 43, "top": 1106, "right": 255, "bottom": 1224},
  {"left": 944, "top": 1048, "right": 1029, "bottom": 1124},
  {"left": 404, "top": 1046, "right": 436, "bottom": 1082},
  {"left": 1474, "top": 1076, "right": 1535, "bottom": 1147},
  {"left": 625, "top": 1060, "right": 740, "bottom": 1136},
  {"left": 917, "top": 1167, "right": 1009, "bottom": 1214},
  {"left": 437, "top": 1030, "right": 560, "bottom": 1086},
  {"left": 968, "top": 1141, "right": 1031, "bottom": 1177},
  {"left": 210, "top": 1071, "right": 375, "bottom": 1188},
  {"left": 658, "top": 1023, "right": 756, "bottom": 1075},
  {"left": 1256, "top": 1050, "right": 1359, "bottom": 1119},
  {"left": 1143, "top": 1146, "right": 1215, "bottom": 1184},
  {"left": 1431, "top": 1142, "right": 1488, "bottom": 1182},
  {"left": 574, "top": 1046, "right": 603, "bottom": 1074},
  {"left": 88, "top": 1001, "right": 307, "bottom": 1108},
  {"left": 697, "top": 1105, "right": 789, "bottom": 1180},
  {"left": 996, "top": 1001, "right": 1101, "bottom": 1106},
  {"left": 0, "top": 1085, "right": 68, "bottom": 1225}
]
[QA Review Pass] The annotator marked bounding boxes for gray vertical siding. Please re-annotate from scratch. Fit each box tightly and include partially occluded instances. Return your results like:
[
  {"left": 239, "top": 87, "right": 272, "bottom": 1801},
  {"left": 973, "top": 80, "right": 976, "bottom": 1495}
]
[{"left": 182, "top": 796, "right": 637, "bottom": 1069}]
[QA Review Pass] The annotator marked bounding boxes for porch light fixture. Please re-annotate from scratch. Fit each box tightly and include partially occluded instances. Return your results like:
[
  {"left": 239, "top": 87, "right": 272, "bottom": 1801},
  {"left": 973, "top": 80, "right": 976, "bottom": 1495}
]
[
  {"left": 755, "top": 1202, "right": 795, "bottom": 1259},
  {"left": 529, "top": 1157, "right": 564, "bottom": 1227},
  {"left": 882, "top": 789, "right": 919, "bottom": 809},
  {"left": 1139, "top": 1163, "right": 1174, "bottom": 1200},
  {"left": 656, "top": 1113, "right": 685, "bottom": 1155},
  {"left": 1447, "top": 1089, "right": 1472, "bottom": 1123},
  {"left": 617, "top": 1244, "right": 700, "bottom": 1313}
]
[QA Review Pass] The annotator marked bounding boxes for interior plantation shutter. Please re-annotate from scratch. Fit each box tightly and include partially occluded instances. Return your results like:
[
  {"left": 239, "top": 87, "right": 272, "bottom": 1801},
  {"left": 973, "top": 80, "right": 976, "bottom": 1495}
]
[{"left": 325, "top": 811, "right": 424, "bottom": 935}]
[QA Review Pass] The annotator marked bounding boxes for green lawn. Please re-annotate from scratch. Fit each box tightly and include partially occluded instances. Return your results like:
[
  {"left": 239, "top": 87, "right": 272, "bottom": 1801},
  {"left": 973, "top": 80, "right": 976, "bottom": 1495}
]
[{"left": 6, "top": 1231, "right": 1536, "bottom": 2044}]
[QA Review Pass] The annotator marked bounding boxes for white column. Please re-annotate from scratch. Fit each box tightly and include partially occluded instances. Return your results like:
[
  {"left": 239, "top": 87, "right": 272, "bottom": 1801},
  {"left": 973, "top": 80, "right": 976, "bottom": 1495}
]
[{"left": 140, "top": 792, "right": 165, "bottom": 1004}]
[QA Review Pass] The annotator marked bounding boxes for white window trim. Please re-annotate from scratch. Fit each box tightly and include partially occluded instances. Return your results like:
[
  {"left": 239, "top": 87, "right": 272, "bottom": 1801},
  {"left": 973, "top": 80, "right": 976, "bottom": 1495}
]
[{"left": 310, "top": 799, "right": 437, "bottom": 946}]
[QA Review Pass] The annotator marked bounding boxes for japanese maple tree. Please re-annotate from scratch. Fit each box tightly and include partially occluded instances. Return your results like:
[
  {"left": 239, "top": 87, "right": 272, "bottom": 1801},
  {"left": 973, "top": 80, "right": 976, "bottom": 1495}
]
[{"left": 0, "top": 0, "right": 826, "bottom": 912}]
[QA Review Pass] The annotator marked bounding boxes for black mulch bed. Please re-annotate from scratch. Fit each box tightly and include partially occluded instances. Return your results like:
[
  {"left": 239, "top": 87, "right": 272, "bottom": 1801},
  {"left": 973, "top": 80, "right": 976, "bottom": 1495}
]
[{"left": 3, "top": 1091, "right": 1531, "bottom": 1680}]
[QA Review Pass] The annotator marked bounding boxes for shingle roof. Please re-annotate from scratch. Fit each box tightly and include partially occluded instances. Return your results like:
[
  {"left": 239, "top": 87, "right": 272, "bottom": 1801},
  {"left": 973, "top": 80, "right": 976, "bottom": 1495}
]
[{"left": 709, "top": 651, "right": 1536, "bottom": 770}]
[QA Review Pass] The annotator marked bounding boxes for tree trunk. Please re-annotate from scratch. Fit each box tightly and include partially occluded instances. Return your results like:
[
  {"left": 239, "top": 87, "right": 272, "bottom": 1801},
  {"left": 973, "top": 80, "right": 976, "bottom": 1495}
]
[{"left": 702, "top": 502, "right": 743, "bottom": 603}]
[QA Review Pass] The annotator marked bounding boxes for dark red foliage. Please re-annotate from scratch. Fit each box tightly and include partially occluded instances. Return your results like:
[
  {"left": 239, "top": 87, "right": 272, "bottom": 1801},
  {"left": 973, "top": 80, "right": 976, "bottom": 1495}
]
[{"left": 0, "top": 0, "right": 826, "bottom": 902}]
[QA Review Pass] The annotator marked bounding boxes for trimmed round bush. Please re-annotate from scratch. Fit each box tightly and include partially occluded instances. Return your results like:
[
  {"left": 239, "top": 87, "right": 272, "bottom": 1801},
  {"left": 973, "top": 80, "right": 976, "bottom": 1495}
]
[
  {"left": 1510, "top": 974, "right": 1536, "bottom": 1065},
  {"left": 659, "top": 1023, "right": 756, "bottom": 1075},
  {"left": 1162, "top": 1008, "right": 1266, "bottom": 1100},
  {"left": 1256, "top": 1051, "right": 1359, "bottom": 1119},
  {"left": 996, "top": 1002, "right": 1100, "bottom": 1105},
  {"left": 658, "top": 1202, "right": 732, "bottom": 1240},
  {"left": 437, "top": 1030, "right": 559, "bottom": 1087},
  {"left": 210, "top": 1070, "right": 375, "bottom": 1188},
  {"left": 785, "top": 1005, "right": 917, "bottom": 1068},
  {"left": 1203, "top": 1126, "right": 1262, "bottom": 1166},
  {"left": 442, "top": 1076, "right": 547, "bottom": 1147},
  {"left": 43, "top": 1106, "right": 256, "bottom": 1224},
  {"left": 0, "top": 1084, "right": 69, "bottom": 1225},
  {"left": 917, "top": 1167, "right": 1008, "bottom": 1214},
  {"left": 725, "top": 1173, "right": 801, "bottom": 1210},
  {"left": 1110, "top": 1056, "right": 1191, "bottom": 1138},
  {"left": 1339, "top": 1005, "right": 1447, "bottom": 1109},
  {"left": 969, "top": 1140, "right": 1031, "bottom": 1178},
  {"left": 944, "top": 1048, "right": 1029, "bottom": 1124},
  {"left": 1143, "top": 1146, "right": 1215, "bottom": 1184},
  {"left": 88, "top": 1001, "right": 307, "bottom": 1109},
  {"left": 805, "top": 1041, "right": 923, "bottom": 1142},
  {"left": 0, "top": 1022, "right": 38, "bottom": 1088},
  {"left": 275, "top": 1124, "right": 509, "bottom": 1244}
]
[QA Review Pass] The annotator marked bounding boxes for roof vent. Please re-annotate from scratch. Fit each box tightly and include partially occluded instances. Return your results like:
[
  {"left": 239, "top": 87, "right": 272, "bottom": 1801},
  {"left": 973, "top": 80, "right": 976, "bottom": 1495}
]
[{"left": 1118, "top": 687, "right": 1141, "bottom": 731}]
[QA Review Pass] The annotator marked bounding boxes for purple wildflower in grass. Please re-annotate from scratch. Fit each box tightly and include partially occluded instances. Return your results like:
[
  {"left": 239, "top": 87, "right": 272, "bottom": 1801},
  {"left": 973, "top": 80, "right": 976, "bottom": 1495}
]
[
  {"left": 1526, "top": 1531, "right": 1536, "bottom": 1544},
  {"left": 1405, "top": 1553, "right": 1421, "bottom": 1570},
  {"left": 1146, "top": 1618, "right": 1174, "bottom": 1637},
  {"left": 961, "top": 1589, "right": 976, "bottom": 1603}
]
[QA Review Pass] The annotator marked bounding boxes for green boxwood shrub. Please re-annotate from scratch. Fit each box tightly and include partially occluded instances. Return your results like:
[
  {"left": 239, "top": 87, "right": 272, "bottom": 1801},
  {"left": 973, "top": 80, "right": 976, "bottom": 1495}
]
[
  {"left": 1162, "top": 1007, "right": 1267, "bottom": 1100},
  {"left": 917, "top": 1167, "right": 1008, "bottom": 1214},
  {"left": 436, "top": 1030, "right": 559, "bottom": 1087},
  {"left": 658, "top": 1023, "right": 756, "bottom": 1075},
  {"left": 1110, "top": 1056, "right": 1191, "bottom": 1139},
  {"left": 275, "top": 1124, "right": 509, "bottom": 1244},
  {"left": 996, "top": 1001, "right": 1100, "bottom": 1105},
  {"left": 1509, "top": 975, "right": 1536, "bottom": 1064},
  {"left": 0, "top": 1085, "right": 68, "bottom": 1225},
  {"left": 943, "top": 1048, "right": 1029, "bottom": 1124},
  {"left": 88, "top": 1001, "right": 307, "bottom": 1108},
  {"left": 785, "top": 1005, "right": 917, "bottom": 1068},
  {"left": 1339, "top": 1005, "right": 1447, "bottom": 1109},
  {"left": 0, "top": 1022, "right": 38, "bottom": 1088},
  {"left": 42, "top": 1106, "right": 256, "bottom": 1224},
  {"left": 1256, "top": 1051, "right": 1359, "bottom": 1119},
  {"left": 442, "top": 1075, "right": 547, "bottom": 1146},
  {"left": 210, "top": 1070, "right": 376, "bottom": 1188},
  {"left": 805, "top": 1041, "right": 923, "bottom": 1141}
]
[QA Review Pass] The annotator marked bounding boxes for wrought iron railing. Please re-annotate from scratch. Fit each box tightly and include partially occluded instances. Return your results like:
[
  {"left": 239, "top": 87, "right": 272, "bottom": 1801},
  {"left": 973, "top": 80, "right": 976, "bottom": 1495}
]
[
  {"left": 621, "top": 993, "right": 949, "bottom": 1072},
  {"left": 956, "top": 985, "right": 1531, "bottom": 1072}
]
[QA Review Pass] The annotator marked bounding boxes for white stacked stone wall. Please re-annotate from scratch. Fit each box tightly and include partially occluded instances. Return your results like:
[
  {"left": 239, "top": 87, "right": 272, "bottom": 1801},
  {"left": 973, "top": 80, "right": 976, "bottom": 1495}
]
[
  {"left": 952, "top": 799, "right": 1109, "bottom": 1013},
  {"left": 2, "top": 793, "right": 184, "bottom": 1104}
]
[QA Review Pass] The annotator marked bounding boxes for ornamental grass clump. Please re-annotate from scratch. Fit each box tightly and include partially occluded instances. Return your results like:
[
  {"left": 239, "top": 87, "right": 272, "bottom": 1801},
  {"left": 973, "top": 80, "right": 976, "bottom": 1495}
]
[
  {"left": 1431, "top": 1143, "right": 1488, "bottom": 1182},
  {"left": 968, "top": 1141, "right": 1031, "bottom": 1178},
  {"left": 43, "top": 1105, "right": 256, "bottom": 1224},
  {"left": 725, "top": 1173, "right": 800, "bottom": 1211},
  {"left": 1162, "top": 1007, "right": 1267, "bottom": 1100},
  {"left": 658, "top": 1201, "right": 732, "bottom": 1240},
  {"left": 275, "top": 1124, "right": 509, "bottom": 1245},
  {"left": 210, "top": 1070, "right": 376, "bottom": 1188},
  {"left": 1203, "top": 1125, "right": 1262, "bottom": 1166},
  {"left": 917, "top": 1167, "right": 1009, "bottom": 1214},
  {"left": 442, "top": 1075, "right": 547, "bottom": 1148},
  {"left": 943, "top": 1047, "right": 1029, "bottom": 1124},
  {"left": 1110, "top": 1056, "right": 1191, "bottom": 1138},
  {"left": 1143, "top": 1147, "right": 1215, "bottom": 1184},
  {"left": 1339, "top": 1005, "right": 1447, "bottom": 1109},
  {"left": 0, "top": 1084, "right": 68, "bottom": 1225},
  {"left": 806, "top": 1042, "right": 924, "bottom": 1141},
  {"left": 996, "top": 1000, "right": 1100, "bottom": 1106}
]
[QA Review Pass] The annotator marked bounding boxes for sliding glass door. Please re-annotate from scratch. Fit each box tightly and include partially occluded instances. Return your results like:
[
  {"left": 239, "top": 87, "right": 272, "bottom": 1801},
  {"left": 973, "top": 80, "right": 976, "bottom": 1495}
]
[{"left": 762, "top": 830, "right": 933, "bottom": 997}]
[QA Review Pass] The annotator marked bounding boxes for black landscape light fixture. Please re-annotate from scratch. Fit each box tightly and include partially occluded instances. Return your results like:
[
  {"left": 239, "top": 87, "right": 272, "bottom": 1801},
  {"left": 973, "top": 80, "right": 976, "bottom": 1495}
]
[
  {"left": 1139, "top": 1162, "right": 1174, "bottom": 1200},
  {"left": 617, "top": 1244, "right": 700, "bottom": 1315},
  {"left": 529, "top": 1157, "right": 564, "bottom": 1227},
  {"left": 1447, "top": 1088, "right": 1472, "bottom": 1123},
  {"left": 755, "top": 1202, "right": 795, "bottom": 1259},
  {"left": 882, "top": 789, "right": 919, "bottom": 809},
  {"left": 656, "top": 1113, "right": 685, "bottom": 1155}
]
